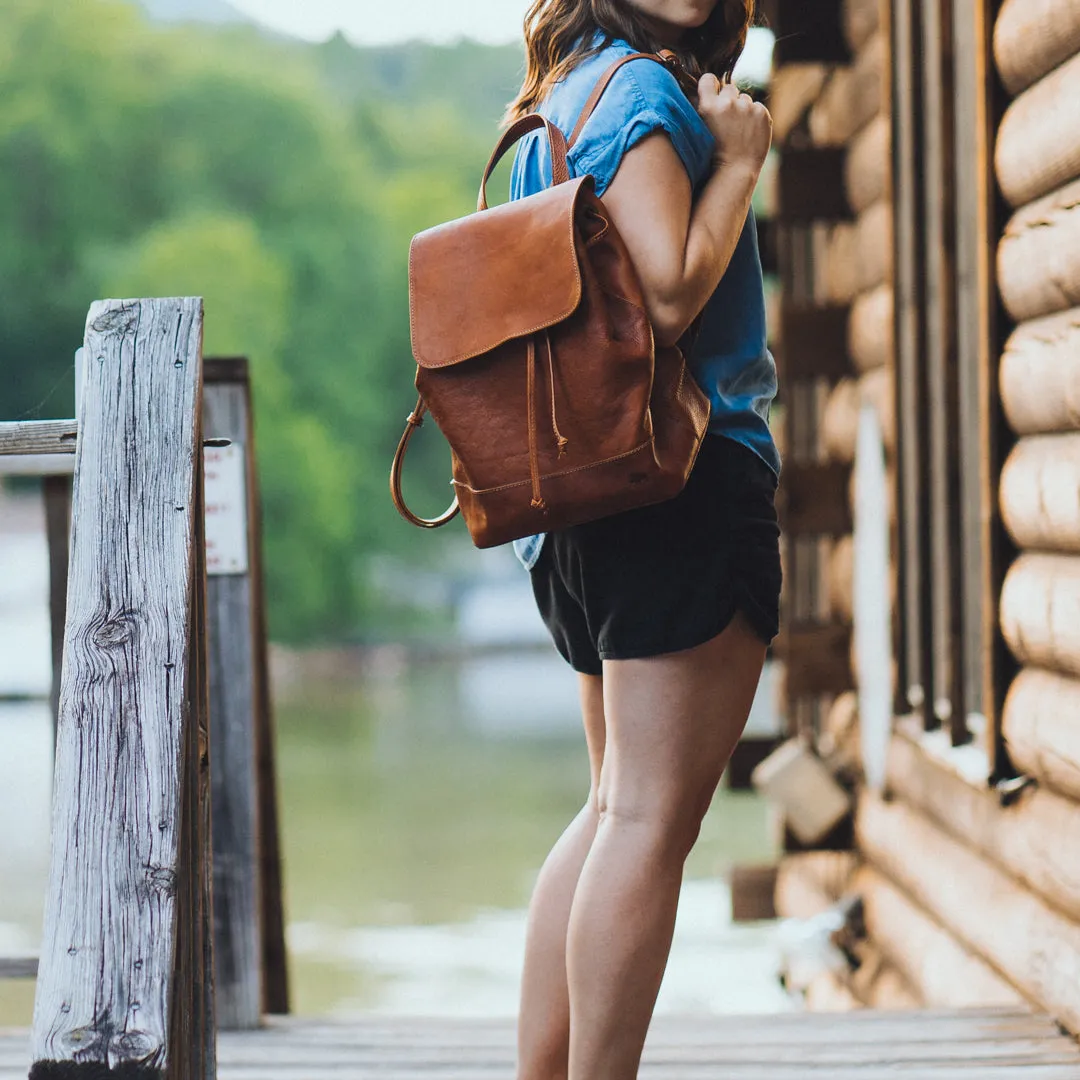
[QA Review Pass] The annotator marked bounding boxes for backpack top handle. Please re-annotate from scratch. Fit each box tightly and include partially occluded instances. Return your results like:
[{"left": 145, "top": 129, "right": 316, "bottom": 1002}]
[
  {"left": 477, "top": 116, "right": 570, "bottom": 211},
  {"left": 476, "top": 51, "right": 686, "bottom": 213}
]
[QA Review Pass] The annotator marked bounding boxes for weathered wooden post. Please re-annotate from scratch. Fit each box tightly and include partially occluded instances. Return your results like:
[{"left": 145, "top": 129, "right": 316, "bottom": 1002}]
[
  {"left": 202, "top": 357, "right": 289, "bottom": 1027},
  {"left": 26, "top": 298, "right": 216, "bottom": 1077}
]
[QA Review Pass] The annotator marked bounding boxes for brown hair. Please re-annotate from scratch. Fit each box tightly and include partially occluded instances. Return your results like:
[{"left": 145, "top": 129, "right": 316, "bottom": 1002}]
[{"left": 506, "top": 0, "right": 756, "bottom": 124}]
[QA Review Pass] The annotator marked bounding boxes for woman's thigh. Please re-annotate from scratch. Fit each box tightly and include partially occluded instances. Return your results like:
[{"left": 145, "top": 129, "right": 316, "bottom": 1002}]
[{"left": 596, "top": 612, "right": 767, "bottom": 833}]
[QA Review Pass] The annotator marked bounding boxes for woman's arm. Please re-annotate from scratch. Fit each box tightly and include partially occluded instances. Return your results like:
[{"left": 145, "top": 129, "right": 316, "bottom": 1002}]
[{"left": 600, "top": 77, "right": 773, "bottom": 347}]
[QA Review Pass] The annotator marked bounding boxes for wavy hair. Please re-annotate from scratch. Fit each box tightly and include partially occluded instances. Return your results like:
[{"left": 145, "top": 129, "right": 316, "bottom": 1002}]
[{"left": 506, "top": 0, "right": 756, "bottom": 124}]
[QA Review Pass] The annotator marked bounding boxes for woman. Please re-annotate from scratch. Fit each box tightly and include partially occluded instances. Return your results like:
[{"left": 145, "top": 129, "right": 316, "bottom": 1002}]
[{"left": 505, "top": 2, "right": 779, "bottom": 1079}]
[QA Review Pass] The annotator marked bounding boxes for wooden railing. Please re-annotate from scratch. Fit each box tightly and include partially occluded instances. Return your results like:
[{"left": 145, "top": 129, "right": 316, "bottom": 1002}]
[{"left": 0, "top": 299, "right": 287, "bottom": 1076}]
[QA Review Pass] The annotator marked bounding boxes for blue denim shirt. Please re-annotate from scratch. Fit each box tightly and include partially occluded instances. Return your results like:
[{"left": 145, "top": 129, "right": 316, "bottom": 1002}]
[{"left": 510, "top": 38, "right": 780, "bottom": 571}]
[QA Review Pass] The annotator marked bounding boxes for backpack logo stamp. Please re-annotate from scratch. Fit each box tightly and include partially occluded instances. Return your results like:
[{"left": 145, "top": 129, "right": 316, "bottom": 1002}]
[{"left": 391, "top": 52, "right": 710, "bottom": 549}]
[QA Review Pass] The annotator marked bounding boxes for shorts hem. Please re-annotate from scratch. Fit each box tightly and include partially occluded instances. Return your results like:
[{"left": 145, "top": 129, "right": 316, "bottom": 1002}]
[{"left": 593, "top": 592, "right": 778, "bottom": 668}]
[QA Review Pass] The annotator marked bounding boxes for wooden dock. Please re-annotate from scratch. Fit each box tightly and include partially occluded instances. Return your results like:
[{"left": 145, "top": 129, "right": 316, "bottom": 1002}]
[{"left": 3, "top": 1008, "right": 1080, "bottom": 1078}]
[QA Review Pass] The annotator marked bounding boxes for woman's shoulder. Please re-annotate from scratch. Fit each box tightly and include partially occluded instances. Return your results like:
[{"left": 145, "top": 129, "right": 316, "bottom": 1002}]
[
  {"left": 551, "top": 40, "right": 714, "bottom": 194},
  {"left": 543, "top": 38, "right": 688, "bottom": 127}
]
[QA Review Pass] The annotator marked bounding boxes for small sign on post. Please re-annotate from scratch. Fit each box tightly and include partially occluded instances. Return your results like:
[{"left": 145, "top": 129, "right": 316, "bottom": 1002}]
[{"left": 205, "top": 443, "right": 249, "bottom": 575}]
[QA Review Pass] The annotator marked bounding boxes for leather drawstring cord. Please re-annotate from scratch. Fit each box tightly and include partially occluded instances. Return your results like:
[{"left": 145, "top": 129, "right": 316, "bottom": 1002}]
[
  {"left": 526, "top": 336, "right": 546, "bottom": 511},
  {"left": 544, "top": 331, "right": 569, "bottom": 457}
]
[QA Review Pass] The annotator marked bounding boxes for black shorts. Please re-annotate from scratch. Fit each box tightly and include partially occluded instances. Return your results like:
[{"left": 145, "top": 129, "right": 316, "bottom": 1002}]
[{"left": 529, "top": 434, "right": 782, "bottom": 676}]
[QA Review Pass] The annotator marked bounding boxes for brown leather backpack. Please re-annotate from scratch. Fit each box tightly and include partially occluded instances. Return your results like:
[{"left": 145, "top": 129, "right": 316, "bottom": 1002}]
[{"left": 390, "top": 52, "right": 710, "bottom": 549}]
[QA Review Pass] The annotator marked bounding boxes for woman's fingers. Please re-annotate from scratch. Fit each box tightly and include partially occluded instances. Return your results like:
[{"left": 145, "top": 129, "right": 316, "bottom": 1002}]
[{"left": 696, "top": 73, "right": 773, "bottom": 172}]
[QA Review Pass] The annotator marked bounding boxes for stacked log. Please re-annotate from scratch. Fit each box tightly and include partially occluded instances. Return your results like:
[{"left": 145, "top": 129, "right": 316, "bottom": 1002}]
[
  {"left": 842, "top": 7, "right": 1080, "bottom": 1035},
  {"left": 769, "top": 0, "right": 898, "bottom": 1015},
  {"left": 994, "top": 14, "right": 1080, "bottom": 1035}
]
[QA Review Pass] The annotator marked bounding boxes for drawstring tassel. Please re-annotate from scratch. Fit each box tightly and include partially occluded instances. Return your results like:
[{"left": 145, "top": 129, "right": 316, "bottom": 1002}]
[
  {"left": 544, "top": 332, "right": 569, "bottom": 457},
  {"left": 526, "top": 336, "right": 547, "bottom": 512}
]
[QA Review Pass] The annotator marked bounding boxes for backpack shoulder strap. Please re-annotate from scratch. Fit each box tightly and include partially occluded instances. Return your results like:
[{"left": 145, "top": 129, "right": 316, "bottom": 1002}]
[{"left": 567, "top": 50, "right": 690, "bottom": 150}]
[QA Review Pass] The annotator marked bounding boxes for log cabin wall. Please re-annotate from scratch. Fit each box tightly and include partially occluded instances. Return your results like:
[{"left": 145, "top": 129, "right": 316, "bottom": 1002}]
[
  {"left": 770, "top": 0, "right": 1080, "bottom": 1031},
  {"left": 766, "top": 0, "right": 892, "bottom": 833}
]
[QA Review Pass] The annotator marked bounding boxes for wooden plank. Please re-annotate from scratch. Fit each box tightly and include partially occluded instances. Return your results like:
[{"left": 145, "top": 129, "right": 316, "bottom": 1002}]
[
  {"left": 777, "top": 147, "right": 854, "bottom": 223},
  {"left": 920, "top": 0, "right": 967, "bottom": 743},
  {"left": 245, "top": 397, "right": 290, "bottom": 1018},
  {"left": 0, "top": 455, "right": 74, "bottom": 477},
  {"left": 858, "top": 790, "right": 1080, "bottom": 1034},
  {"left": 0, "top": 958, "right": 37, "bottom": 979},
  {"left": 766, "top": 0, "right": 851, "bottom": 65},
  {"left": 953, "top": 0, "right": 1009, "bottom": 772},
  {"left": 0, "top": 421, "right": 76, "bottom": 457},
  {"left": 43, "top": 475, "right": 71, "bottom": 736},
  {"left": 775, "top": 304, "right": 852, "bottom": 381},
  {"left": 775, "top": 621, "right": 855, "bottom": 696},
  {"left": 777, "top": 462, "right": 854, "bottom": 536},
  {"left": 855, "top": 865, "right": 1023, "bottom": 1008},
  {"left": 203, "top": 367, "right": 263, "bottom": 1031},
  {"left": 29, "top": 298, "right": 214, "bottom": 1076},
  {"left": 203, "top": 356, "right": 289, "bottom": 1018},
  {"left": 891, "top": 0, "right": 931, "bottom": 720},
  {"left": 886, "top": 724, "right": 1080, "bottom": 923}
]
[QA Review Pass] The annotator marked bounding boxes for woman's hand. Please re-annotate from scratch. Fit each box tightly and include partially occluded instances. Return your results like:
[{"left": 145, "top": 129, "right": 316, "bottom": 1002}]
[{"left": 696, "top": 74, "right": 773, "bottom": 175}]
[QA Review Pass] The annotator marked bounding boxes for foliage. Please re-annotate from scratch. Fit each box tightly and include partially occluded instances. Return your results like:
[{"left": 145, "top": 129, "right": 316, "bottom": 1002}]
[{"left": 0, "top": 0, "right": 521, "bottom": 640}]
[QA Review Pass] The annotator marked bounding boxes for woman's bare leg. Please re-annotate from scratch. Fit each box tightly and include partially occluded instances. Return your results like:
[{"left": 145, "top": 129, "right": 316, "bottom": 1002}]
[
  {"left": 518, "top": 673, "right": 606, "bottom": 1080},
  {"left": 566, "top": 613, "right": 767, "bottom": 1080}
]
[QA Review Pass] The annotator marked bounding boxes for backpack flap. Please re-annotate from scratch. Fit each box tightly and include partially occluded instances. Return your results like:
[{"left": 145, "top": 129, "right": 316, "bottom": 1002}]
[{"left": 409, "top": 176, "right": 590, "bottom": 370}]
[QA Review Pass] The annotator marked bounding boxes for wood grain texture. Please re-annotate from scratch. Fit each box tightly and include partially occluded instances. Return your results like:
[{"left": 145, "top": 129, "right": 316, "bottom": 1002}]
[
  {"left": 1000, "top": 435, "right": 1080, "bottom": 551},
  {"left": 998, "top": 177, "right": 1080, "bottom": 322},
  {"left": 0, "top": 421, "right": 77, "bottom": 457},
  {"left": 853, "top": 866, "right": 1024, "bottom": 1007},
  {"left": 857, "top": 790, "right": 1080, "bottom": 1033},
  {"left": 28, "top": 298, "right": 211, "bottom": 1076},
  {"left": 203, "top": 375, "right": 263, "bottom": 1031},
  {"left": 1003, "top": 668, "right": 1080, "bottom": 802},
  {"left": 993, "top": 0, "right": 1080, "bottom": 94},
  {"left": 996, "top": 50, "right": 1080, "bottom": 209},
  {"left": 1000, "top": 310, "right": 1080, "bottom": 435},
  {"left": 1000, "top": 553, "right": 1080, "bottom": 675},
  {"left": 887, "top": 725, "right": 1080, "bottom": 924}
]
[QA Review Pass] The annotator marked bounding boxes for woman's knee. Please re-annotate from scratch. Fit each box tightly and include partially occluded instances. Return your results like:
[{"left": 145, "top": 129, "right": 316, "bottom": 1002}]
[{"left": 594, "top": 785, "right": 711, "bottom": 862}]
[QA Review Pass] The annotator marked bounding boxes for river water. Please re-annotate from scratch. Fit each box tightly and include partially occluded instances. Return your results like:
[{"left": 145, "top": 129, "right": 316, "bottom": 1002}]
[{"left": 0, "top": 489, "right": 791, "bottom": 1025}]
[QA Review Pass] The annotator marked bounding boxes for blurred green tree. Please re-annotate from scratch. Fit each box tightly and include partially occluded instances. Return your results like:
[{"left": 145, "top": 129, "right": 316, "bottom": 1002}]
[{"left": 0, "top": 0, "right": 518, "bottom": 641}]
